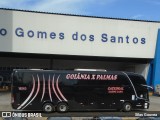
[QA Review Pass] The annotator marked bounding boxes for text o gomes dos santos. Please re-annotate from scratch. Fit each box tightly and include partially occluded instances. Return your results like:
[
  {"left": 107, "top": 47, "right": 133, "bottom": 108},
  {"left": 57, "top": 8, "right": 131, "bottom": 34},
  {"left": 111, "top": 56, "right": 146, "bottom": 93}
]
[{"left": 1, "top": 27, "right": 146, "bottom": 44}]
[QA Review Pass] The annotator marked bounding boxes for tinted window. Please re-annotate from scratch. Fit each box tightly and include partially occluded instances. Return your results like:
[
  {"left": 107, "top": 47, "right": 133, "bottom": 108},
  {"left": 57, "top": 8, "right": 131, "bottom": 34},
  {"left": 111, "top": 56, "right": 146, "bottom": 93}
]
[
  {"left": 13, "top": 71, "right": 35, "bottom": 85},
  {"left": 117, "top": 74, "right": 130, "bottom": 85},
  {"left": 129, "top": 75, "right": 146, "bottom": 86}
]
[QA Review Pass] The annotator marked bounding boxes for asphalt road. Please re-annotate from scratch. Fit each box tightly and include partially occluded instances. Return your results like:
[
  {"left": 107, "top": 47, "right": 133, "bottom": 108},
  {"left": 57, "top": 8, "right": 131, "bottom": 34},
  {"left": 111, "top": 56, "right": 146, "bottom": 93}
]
[{"left": 0, "top": 91, "right": 159, "bottom": 118}]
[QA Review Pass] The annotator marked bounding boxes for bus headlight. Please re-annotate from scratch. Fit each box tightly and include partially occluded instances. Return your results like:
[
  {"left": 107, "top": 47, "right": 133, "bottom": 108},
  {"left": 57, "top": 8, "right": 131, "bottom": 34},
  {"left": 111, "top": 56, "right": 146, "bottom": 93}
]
[{"left": 144, "top": 103, "right": 148, "bottom": 108}]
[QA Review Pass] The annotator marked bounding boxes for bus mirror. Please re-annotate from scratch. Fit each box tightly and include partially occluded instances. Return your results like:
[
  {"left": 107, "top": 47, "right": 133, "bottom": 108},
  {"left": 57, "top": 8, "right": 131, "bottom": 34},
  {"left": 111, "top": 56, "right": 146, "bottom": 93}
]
[{"left": 141, "top": 84, "right": 153, "bottom": 90}]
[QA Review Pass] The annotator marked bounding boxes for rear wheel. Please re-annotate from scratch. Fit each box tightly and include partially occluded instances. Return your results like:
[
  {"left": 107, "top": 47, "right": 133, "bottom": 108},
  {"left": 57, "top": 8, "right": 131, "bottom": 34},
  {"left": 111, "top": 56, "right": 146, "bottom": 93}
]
[
  {"left": 57, "top": 102, "right": 68, "bottom": 112},
  {"left": 123, "top": 102, "right": 132, "bottom": 112},
  {"left": 43, "top": 103, "right": 54, "bottom": 113}
]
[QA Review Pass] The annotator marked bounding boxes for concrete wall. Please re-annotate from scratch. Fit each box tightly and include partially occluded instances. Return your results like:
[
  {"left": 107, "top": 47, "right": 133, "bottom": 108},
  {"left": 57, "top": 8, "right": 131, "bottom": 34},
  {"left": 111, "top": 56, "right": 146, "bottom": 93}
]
[
  {"left": 0, "top": 57, "right": 150, "bottom": 79},
  {"left": 135, "top": 64, "right": 150, "bottom": 79},
  {"left": 0, "top": 57, "right": 50, "bottom": 69}
]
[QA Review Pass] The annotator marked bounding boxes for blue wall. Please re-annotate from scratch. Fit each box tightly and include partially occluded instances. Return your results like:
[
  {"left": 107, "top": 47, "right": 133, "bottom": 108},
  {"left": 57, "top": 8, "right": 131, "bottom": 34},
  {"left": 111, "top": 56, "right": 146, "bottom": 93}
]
[
  {"left": 152, "top": 29, "right": 160, "bottom": 89},
  {"left": 147, "top": 61, "right": 153, "bottom": 87}
]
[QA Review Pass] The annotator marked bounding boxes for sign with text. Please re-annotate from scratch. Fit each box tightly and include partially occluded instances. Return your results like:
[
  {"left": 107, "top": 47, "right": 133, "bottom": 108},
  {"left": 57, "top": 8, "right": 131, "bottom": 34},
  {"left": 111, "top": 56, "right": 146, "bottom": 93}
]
[{"left": 0, "top": 9, "right": 160, "bottom": 58}]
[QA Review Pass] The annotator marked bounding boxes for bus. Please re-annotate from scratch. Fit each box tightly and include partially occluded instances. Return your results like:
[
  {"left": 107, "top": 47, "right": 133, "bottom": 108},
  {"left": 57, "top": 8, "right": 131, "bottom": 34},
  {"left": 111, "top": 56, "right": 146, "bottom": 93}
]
[{"left": 11, "top": 69, "right": 150, "bottom": 112}]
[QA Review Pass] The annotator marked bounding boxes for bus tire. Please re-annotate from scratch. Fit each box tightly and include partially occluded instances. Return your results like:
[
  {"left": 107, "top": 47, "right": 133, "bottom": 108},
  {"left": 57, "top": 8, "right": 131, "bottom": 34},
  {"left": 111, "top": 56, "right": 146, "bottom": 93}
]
[
  {"left": 123, "top": 102, "right": 132, "bottom": 112},
  {"left": 43, "top": 103, "right": 54, "bottom": 113},
  {"left": 57, "top": 102, "right": 68, "bottom": 112}
]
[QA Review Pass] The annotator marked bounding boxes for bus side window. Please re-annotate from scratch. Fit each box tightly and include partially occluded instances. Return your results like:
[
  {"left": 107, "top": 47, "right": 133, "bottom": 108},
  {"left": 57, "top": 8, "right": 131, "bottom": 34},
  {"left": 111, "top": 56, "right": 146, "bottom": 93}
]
[
  {"left": 130, "top": 75, "right": 146, "bottom": 85},
  {"left": 118, "top": 74, "right": 131, "bottom": 86},
  {"left": 21, "top": 72, "right": 33, "bottom": 85},
  {"left": 62, "top": 76, "right": 78, "bottom": 86}
]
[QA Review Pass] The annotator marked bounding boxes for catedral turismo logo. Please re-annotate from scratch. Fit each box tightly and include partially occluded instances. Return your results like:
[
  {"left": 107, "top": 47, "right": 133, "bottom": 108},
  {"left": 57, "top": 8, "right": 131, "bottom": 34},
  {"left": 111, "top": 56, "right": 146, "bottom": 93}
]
[{"left": 2, "top": 112, "right": 42, "bottom": 118}]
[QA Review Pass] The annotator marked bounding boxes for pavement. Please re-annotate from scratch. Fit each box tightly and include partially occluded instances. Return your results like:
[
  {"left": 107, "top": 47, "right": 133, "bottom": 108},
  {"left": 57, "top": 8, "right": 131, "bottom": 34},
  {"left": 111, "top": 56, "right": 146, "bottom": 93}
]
[{"left": 0, "top": 91, "right": 159, "bottom": 120}]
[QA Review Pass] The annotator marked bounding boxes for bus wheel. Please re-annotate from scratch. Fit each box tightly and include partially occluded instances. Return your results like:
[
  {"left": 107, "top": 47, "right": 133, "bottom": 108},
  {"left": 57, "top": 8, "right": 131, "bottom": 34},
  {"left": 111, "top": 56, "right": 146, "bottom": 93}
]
[
  {"left": 123, "top": 102, "right": 132, "bottom": 112},
  {"left": 57, "top": 102, "right": 68, "bottom": 112},
  {"left": 43, "top": 103, "right": 54, "bottom": 113}
]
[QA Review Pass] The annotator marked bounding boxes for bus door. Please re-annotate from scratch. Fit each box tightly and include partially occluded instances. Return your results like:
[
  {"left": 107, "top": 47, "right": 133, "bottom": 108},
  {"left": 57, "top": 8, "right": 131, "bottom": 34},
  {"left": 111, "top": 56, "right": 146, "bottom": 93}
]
[
  {"left": 93, "top": 86, "right": 109, "bottom": 109},
  {"left": 91, "top": 80, "right": 113, "bottom": 109}
]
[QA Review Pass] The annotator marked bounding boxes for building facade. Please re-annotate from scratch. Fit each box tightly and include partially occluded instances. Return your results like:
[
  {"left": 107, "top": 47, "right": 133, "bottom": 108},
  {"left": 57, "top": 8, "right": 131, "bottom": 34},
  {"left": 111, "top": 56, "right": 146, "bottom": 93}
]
[{"left": 0, "top": 8, "right": 160, "bottom": 90}]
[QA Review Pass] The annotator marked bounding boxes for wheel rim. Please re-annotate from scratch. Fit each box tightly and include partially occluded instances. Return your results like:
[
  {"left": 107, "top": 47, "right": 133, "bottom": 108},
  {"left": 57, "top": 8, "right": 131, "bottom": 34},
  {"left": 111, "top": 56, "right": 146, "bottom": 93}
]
[
  {"left": 45, "top": 105, "right": 52, "bottom": 112},
  {"left": 59, "top": 105, "right": 67, "bottom": 112},
  {"left": 125, "top": 104, "right": 131, "bottom": 111}
]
